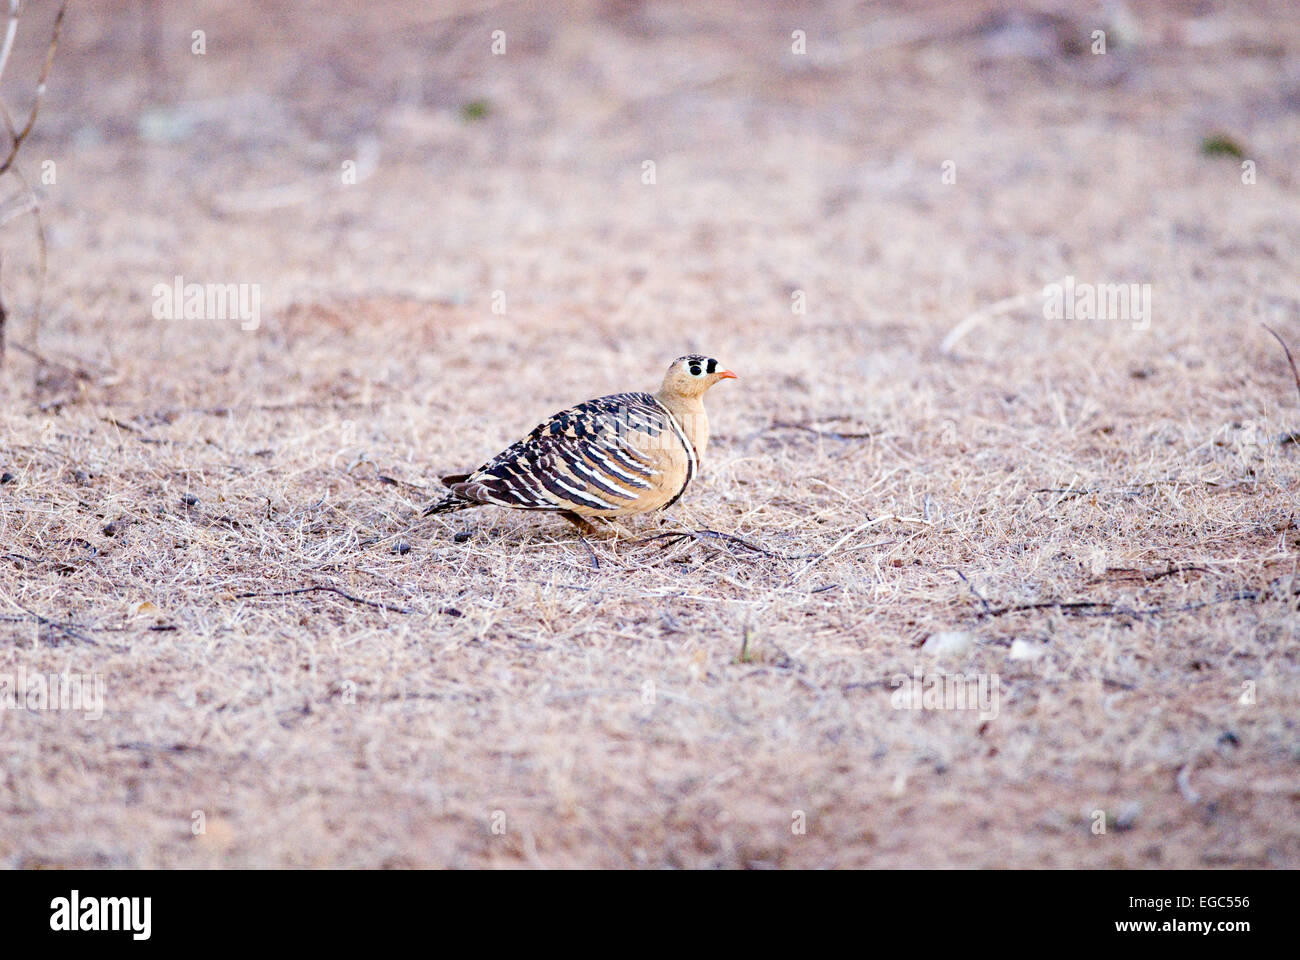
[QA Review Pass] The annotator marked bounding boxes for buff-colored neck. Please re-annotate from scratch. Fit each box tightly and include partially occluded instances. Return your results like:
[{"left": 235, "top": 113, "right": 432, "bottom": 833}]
[{"left": 655, "top": 389, "right": 709, "bottom": 458}]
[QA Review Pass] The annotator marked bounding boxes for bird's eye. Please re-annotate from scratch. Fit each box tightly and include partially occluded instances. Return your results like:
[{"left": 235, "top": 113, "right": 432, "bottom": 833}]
[{"left": 688, "top": 364, "right": 702, "bottom": 376}]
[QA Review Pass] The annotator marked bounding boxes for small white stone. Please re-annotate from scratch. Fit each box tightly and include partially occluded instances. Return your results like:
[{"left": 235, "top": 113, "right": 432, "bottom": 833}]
[
  {"left": 922, "top": 631, "right": 975, "bottom": 657},
  {"left": 1009, "top": 639, "right": 1045, "bottom": 660}
]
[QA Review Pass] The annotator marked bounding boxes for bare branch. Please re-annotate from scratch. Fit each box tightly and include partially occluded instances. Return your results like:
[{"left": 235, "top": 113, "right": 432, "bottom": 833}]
[
  {"left": 0, "top": 0, "right": 65, "bottom": 178},
  {"left": 233, "top": 584, "right": 463, "bottom": 618},
  {"left": 0, "top": 1, "right": 21, "bottom": 91},
  {"left": 1261, "top": 323, "right": 1300, "bottom": 407}
]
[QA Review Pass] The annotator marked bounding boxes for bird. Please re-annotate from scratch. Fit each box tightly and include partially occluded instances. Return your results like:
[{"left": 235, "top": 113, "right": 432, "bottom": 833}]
[{"left": 424, "top": 356, "right": 737, "bottom": 534}]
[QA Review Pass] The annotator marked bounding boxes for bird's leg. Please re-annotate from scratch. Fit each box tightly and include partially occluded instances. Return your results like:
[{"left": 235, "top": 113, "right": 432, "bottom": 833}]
[
  {"left": 559, "top": 510, "right": 605, "bottom": 568},
  {"left": 559, "top": 510, "right": 600, "bottom": 537}
]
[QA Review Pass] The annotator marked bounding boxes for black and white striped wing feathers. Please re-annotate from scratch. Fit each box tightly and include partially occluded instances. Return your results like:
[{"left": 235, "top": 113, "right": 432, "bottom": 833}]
[{"left": 446, "top": 392, "right": 688, "bottom": 515}]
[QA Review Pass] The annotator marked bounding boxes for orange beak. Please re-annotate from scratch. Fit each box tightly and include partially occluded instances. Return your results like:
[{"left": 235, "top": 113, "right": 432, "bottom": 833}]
[{"left": 716, "top": 369, "right": 738, "bottom": 380}]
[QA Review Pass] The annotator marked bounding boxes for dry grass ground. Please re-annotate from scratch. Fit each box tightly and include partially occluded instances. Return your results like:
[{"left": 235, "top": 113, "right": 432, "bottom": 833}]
[{"left": 0, "top": 0, "right": 1298, "bottom": 868}]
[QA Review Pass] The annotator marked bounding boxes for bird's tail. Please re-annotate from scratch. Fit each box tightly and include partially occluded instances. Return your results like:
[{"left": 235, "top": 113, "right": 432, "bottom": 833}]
[
  {"left": 423, "top": 493, "right": 477, "bottom": 516},
  {"left": 423, "top": 473, "right": 478, "bottom": 516}
]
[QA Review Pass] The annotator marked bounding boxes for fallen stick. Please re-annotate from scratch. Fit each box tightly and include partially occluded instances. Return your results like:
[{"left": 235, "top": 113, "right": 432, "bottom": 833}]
[
  {"left": 232, "top": 584, "right": 454, "bottom": 617},
  {"left": 789, "top": 514, "right": 894, "bottom": 583}
]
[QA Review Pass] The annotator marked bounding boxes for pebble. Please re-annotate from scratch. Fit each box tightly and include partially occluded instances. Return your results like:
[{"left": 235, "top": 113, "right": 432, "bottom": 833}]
[
  {"left": 1009, "top": 639, "right": 1045, "bottom": 660},
  {"left": 922, "top": 631, "right": 975, "bottom": 657}
]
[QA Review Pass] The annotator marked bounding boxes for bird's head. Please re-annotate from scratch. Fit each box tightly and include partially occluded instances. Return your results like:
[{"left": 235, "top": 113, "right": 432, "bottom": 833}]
[{"left": 659, "top": 355, "right": 738, "bottom": 399}]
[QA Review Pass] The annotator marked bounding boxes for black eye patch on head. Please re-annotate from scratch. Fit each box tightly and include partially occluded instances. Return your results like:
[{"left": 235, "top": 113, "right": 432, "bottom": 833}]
[{"left": 705, "top": 358, "right": 717, "bottom": 374}]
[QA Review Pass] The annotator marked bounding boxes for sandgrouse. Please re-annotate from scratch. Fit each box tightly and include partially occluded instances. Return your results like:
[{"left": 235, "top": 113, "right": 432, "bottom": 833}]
[{"left": 424, "top": 356, "right": 737, "bottom": 532}]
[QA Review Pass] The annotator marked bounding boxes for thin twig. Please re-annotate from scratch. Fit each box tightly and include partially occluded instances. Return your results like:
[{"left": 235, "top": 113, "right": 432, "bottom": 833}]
[
  {"left": 979, "top": 600, "right": 1114, "bottom": 618},
  {"left": 232, "top": 584, "right": 451, "bottom": 616},
  {"left": 637, "top": 531, "right": 695, "bottom": 551},
  {"left": 690, "top": 528, "right": 809, "bottom": 558},
  {"left": 761, "top": 420, "right": 875, "bottom": 441},
  {"left": 1031, "top": 480, "right": 1220, "bottom": 499},
  {"left": 789, "top": 515, "right": 894, "bottom": 583},
  {"left": 637, "top": 527, "right": 811, "bottom": 561},
  {"left": 374, "top": 472, "right": 428, "bottom": 492},
  {"left": 634, "top": 528, "right": 806, "bottom": 556},
  {"left": 1261, "top": 323, "right": 1300, "bottom": 406},
  {"left": 0, "top": 1, "right": 19, "bottom": 90},
  {"left": 0, "top": 1, "right": 62, "bottom": 360},
  {"left": 0, "top": 102, "right": 45, "bottom": 338},
  {"left": 954, "top": 568, "right": 992, "bottom": 614},
  {"left": 0, "top": 0, "right": 66, "bottom": 178},
  {"left": 977, "top": 590, "right": 1259, "bottom": 620},
  {"left": 1101, "top": 565, "right": 1212, "bottom": 582}
]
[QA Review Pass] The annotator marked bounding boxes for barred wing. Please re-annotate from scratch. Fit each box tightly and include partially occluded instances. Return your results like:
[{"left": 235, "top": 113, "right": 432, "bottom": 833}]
[{"left": 450, "top": 392, "right": 691, "bottom": 514}]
